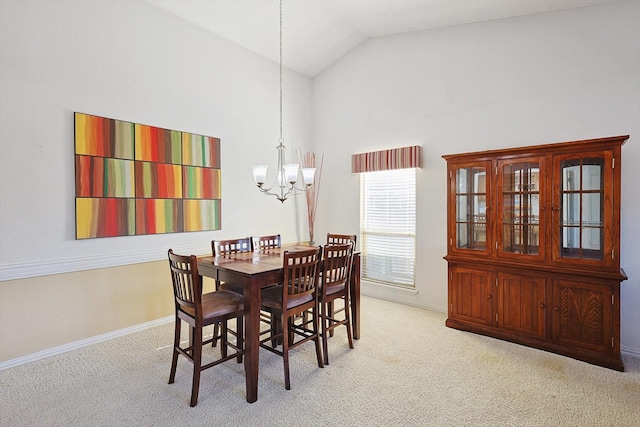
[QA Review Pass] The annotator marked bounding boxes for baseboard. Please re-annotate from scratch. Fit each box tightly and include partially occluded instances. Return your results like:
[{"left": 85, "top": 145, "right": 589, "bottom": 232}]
[
  {"left": 0, "top": 315, "right": 173, "bottom": 371},
  {"left": 621, "top": 346, "right": 640, "bottom": 359},
  {"left": 360, "top": 288, "right": 447, "bottom": 313}
]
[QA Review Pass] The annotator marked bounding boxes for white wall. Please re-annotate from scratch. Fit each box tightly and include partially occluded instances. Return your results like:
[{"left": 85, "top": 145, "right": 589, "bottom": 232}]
[
  {"left": 312, "top": 1, "right": 640, "bottom": 355},
  {"left": 0, "top": 0, "right": 313, "bottom": 280},
  {"left": 1, "top": 0, "right": 638, "bottom": 363}
]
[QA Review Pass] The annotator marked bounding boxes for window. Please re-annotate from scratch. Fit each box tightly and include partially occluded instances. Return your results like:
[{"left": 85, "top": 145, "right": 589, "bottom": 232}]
[{"left": 360, "top": 168, "right": 416, "bottom": 288}]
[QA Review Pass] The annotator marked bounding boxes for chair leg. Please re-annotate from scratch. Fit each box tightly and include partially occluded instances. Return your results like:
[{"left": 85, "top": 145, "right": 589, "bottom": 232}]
[
  {"left": 328, "top": 301, "right": 335, "bottom": 337},
  {"left": 189, "top": 326, "right": 195, "bottom": 356},
  {"left": 271, "top": 315, "right": 281, "bottom": 348},
  {"left": 220, "top": 321, "right": 228, "bottom": 359},
  {"left": 312, "top": 305, "right": 324, "bottom": 369},
  {"left": 212, "top": 280, "right": 222, "bottom": 348},
  {"left": 169, "top": 318, "right": 181, "bottom": 384},
  {"left": 190, "top": 327, "right": 203, "bottom": 407},
  {"left": 282, "top": 313, "right": 291, "bottom": 390},
  {"left": 236, "top": 316, "right": 244, "bottom": 363},
  {"left": 321, "top": 301, "right": 330, "bottom": 365},
  {"left": 288, "top": 317, "right": 295, "bottom": 346},
  {"left": 212, "top": 323, "right": 219, "bottom": 347},
  {"left": 344, "top": 295, "right": 354, "bottom": 349}
]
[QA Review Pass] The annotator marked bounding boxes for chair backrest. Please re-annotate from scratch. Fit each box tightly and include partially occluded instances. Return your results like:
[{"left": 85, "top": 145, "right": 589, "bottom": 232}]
[
  {"left": 213, "top": 237, "right": 252, "bottom": 256},
  {"left": 321, "top": 243, "right": 353, "bottom": 296},
  {"left": 327, "top": 233, "right": 357, "bottom": 249},
  {"left": 252, "top": 234, "right": 281, "bottom": 251},
  {"left": 282, "top": 247, "right": 321, "bottom": 306},
  {"left": 167, "top": 249, "right": 202, "bottom": 317}
]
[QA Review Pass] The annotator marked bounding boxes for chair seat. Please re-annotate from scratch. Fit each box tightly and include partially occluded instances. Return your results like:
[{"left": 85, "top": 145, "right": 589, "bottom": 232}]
[
  {"left": 322, "top": 283, "right": 345, "bottom": 297},
  {"left": 261, "top": 285, "right": 313, "bottom": 310},
  {"left": 219, "top": 282, "right": 244, "bottom": 295},
  {"left": 180, "top": 290, "right": 243, "bottom": 319}
]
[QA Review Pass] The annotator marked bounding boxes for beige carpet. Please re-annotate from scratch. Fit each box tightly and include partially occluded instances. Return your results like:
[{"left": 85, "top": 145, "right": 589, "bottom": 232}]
[{"left": 1, "top": 296, "right": 639, "bottom": 426}]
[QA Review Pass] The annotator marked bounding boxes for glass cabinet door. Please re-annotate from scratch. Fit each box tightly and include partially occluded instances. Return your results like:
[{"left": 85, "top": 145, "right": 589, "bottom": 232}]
[
  {"left": 553, "top": 152, "right": 613, "bottom": 266},
  {"left": 497, "top": 158, "right": 544, "bottom": 259},
  {"left": 453, "top": 163, "right": 489, "bottom": 252}
]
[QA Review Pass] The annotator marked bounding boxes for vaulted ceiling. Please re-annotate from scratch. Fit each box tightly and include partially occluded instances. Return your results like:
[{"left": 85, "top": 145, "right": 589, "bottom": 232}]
[{"left": 146, "top": 0, "right": 622, "bottom": 78}]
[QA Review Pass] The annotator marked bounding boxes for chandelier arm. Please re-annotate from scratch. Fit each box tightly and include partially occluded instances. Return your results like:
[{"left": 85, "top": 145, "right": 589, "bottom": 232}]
[
  {"left": 255, "top": 184, "right": 296, "bottom": 203},
  {"left": 256, "top": 182, "right": 310, "bottom": 201}
]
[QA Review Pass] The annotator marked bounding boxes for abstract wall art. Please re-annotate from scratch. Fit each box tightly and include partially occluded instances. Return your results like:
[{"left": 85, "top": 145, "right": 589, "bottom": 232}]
[{"left": 75, "top": 112, "right": 221, "bottom": 239}]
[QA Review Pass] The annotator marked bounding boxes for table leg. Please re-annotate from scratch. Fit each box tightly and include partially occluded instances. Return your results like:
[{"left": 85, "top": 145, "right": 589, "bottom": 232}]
[
  {"left": 244, "top": 281, "right": 260, "bottom": 403},
  {"left": 350, "top": 254, "right": 361, "bottom": 340}
]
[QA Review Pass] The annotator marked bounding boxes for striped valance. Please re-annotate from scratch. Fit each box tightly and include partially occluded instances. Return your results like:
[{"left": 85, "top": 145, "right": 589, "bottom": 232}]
[{"left": 351, "top": 145, "right": 423, "bottom": 173}]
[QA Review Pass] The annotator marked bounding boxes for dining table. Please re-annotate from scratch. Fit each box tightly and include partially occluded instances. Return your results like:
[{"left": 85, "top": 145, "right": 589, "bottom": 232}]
[{"left": 197, "top": 244, "right": 360, "bottom": 403}]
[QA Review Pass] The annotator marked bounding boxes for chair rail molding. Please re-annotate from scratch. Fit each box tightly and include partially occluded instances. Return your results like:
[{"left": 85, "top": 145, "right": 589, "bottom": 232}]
[{"left": 0, "top": 244, "right": 211, "bottom": 281}]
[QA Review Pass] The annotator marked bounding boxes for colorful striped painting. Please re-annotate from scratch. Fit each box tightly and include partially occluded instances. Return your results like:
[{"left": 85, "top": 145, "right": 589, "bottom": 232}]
[
  {"left": 135, "top": 162, "right": 182, "bottom": 199},
  {"left": 183, "top": 199, "right": 221, "bottom": 232},
  {"left": 74, "top": 112, "right": 222, "bottom": 239},
  {"left": 183, "top": 166, "right": 221, "bottom": 199},
  {"left": 76, "top": 198, "right": 136, "bottom": 239},
  {"left": 75, "top": 113, "right": 134, "bottom": 159},
  {"left": 182, "top": 133, "right": 220, "bottom": 168},
  {"left": 135, "top": 199, "right": 183, "bottom": 235},
  {"left": 135, "top": 124, "right": 182, "bottom": 164},
  {"left": 76, "top": 155, "right": 135, "bottom": 198}
]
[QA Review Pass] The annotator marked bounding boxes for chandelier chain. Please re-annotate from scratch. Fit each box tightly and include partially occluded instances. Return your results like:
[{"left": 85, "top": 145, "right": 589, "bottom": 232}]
[
  {"left": 279, "top": 0, "right": 283, "bottom": 144},
  {"left": 250, "top": 0, "right": 316, "bottom": 203}
]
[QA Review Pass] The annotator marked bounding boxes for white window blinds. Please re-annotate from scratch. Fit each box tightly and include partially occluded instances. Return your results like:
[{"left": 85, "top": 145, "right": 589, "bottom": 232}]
[{"left": 360, "top": 168, "right": 416, "bottom": 288}]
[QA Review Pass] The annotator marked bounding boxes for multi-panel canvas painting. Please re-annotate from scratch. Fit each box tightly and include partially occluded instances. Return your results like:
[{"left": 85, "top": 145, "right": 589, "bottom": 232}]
[{"left": 74, "top": 112, "right": 221, "bottom": 239}]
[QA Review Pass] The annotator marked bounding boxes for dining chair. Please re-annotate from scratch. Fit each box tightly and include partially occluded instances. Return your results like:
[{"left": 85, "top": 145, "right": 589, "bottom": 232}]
[
  {"left": 252, "top": 234, "right": 281, "bottom": 251},
  {"left": 212, "top": 237, "right": 253, "bottom": 294},
  {"left": 167, "top": 249, "right": 245, "bottom": 407},
  {"left": 259, "top": 247, "right": 324, "bottom": 390},
  {"left": 212, "top": 237, "right": 275, "bottom": 347},
  {"left": 327, "top": 233, "right": 357, "bottom": 248},
  {"left": 325, "top": 233, "right": 357, "bottom": 335},
  {"left": 318, "top": 243, "right": 354, "bottom": 365}
]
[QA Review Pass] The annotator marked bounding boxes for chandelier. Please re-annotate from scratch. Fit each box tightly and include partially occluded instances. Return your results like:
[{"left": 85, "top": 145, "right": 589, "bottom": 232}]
[{"left": 251, "top": 0, "right": 315, "bottom": 203}]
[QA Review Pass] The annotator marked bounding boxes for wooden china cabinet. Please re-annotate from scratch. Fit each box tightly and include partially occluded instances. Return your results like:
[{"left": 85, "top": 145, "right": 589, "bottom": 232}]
[{"left": 443, "top": 135, "right": 628, "bottom": 371}]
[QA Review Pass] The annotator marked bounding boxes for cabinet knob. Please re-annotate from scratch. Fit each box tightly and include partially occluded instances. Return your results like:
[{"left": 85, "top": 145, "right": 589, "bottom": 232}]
[
  {"left": 553, "top": 306, "right": 560, "bottom": 312},
  {"left": 540, "top": 303, "right": 546, "bottom": 309},
  {"left": 486, "top": 294, "right": 492, "bottom": 299}
]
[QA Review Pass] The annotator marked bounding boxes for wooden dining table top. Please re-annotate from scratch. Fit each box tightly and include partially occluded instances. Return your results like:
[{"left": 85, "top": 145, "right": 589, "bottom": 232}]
[{"left": 198, "top": 245, "right": 322, "bottom": 274}]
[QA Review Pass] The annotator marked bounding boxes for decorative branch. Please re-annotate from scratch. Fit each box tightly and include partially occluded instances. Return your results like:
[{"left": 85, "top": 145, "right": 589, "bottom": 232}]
[{"left": 298, "top": 148, "right": 323, "bottom": 243}]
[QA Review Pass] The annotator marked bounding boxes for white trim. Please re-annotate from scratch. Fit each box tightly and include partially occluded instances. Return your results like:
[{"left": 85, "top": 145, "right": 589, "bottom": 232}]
[
  {"left": 362, "top": 279, "right": 419, "bottom": 295},
  {"left": 0, "top": 315, "right": 174, "bottom": 371},
  {"left": 0, "top": 244, "right": 211, "bottom": 281},
  {"left": 621, "top": 346, "right": 640, "bottom": 359}
]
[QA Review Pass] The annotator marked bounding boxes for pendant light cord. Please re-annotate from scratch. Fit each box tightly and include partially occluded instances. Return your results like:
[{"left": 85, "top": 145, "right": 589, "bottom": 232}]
[{"left": 279, "top": 0, "right": 283, "bottom": 144}]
